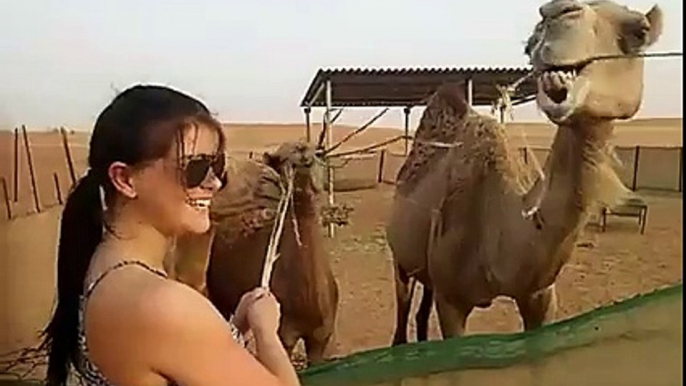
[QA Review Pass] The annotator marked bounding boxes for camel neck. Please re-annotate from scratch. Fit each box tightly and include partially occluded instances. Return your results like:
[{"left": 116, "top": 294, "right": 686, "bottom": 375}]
[
  {"left": 537, "top": 120, "right": 617, "bottom": 234},
  {"left": 283, "top": 187, "right": 331, "bottom": 312}
]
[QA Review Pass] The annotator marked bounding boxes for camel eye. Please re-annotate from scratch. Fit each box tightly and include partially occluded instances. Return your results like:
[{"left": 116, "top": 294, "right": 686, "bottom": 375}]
[{"left": 634, "top": 26, "right": 648, "bottom": 41}]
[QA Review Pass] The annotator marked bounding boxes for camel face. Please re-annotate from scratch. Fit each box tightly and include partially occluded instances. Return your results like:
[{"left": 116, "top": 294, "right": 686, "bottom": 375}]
[
  {"left": 525, "top": 0, "right": 663, "bottom": 123},
  {"left": 263, "top": 140, "right": 323, "bottom": 193}
]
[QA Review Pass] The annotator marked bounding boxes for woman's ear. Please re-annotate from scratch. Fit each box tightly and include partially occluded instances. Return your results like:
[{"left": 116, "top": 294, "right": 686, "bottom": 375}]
[{"left": 108, "top": 161, "right": 138, "bottom": 199}]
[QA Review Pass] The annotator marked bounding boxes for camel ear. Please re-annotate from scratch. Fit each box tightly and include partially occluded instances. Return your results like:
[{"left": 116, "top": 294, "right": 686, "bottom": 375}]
[
  {"left": 620, "top": 5, "right": 663, "bottom": 53},
  {"left": 643, "top": 5, "right": 663, "bottom": 47}
]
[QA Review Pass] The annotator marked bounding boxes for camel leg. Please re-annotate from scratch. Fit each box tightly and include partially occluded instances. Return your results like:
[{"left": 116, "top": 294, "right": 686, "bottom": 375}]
[
  {"left": 415, "top": 285, "right": 433, "bottom": 342},
  {"left": 391, "top": 262, "right": 414, "bottom": 346},
  {"left": 435, "top": 292, "right": 472, "bottom": 339},
  {"left": 277, "top": 322, "right": 300, "bottom": 359},
  {"left": 516, "top": 284, "right": 558, "bottom": 330},
  {"left": 304, "top": 329, "right": 333, "bottom": 366}
]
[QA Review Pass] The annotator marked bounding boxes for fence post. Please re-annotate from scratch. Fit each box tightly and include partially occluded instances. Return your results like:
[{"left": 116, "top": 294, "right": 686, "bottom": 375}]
[
  {"left": 1, "top": 177, "right": 11, "bottom": 220},
  {"left": 54, "top": 172, "right": 64, "bottom": 205},
  {"left": 21, "top": 125, "right": 41, "bottom": 213},
  {"left": 378, "top": 149, "right": 386, "bottom": 183},
  {"left": 13, "top": 127, "right": 18, "bottom": 202},
  {"left": 631, "top": 146, "right": 640, "bottom": 191},
  {"left": 60, "top": 127, "right": 77, "bottom": 187},
  {"left": 679, "top": 147, "right": 683, "bottom": 193}
]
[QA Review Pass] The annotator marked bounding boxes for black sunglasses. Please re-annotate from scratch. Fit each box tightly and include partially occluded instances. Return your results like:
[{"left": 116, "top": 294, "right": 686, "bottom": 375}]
[{"left": 181, "top": 154, "right": 226, "bottom": 189}]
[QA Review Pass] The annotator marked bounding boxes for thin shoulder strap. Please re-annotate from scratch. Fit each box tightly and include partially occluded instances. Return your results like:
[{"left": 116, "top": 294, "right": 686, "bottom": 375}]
[{"left": 84, "top": 260, "right": 168, "bottom": 299}]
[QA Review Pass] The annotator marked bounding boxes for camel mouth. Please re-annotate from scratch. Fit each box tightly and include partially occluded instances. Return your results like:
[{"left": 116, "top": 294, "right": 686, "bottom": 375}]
[{"left": 535, "top": 60, "right": 591, "bottom": 123}]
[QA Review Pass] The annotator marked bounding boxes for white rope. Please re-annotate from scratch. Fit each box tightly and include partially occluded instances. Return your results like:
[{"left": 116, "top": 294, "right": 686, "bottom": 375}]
[
  {"left": 493, "top": 74, "right": 547, "bottom": 219},
  {"left": 260, "top": 164, "right": 295, "bottom": 288}
]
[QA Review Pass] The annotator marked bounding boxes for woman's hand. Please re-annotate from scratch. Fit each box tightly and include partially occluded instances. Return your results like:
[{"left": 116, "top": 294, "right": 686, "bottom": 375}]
[{"left": 233, "top": 287, "right": 281, "bottom": 338}]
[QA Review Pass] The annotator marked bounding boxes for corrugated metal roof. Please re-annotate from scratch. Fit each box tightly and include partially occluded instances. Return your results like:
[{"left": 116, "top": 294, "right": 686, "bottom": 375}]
[{"left": 300, "top": 66, "right": 536, "bottom": 108}]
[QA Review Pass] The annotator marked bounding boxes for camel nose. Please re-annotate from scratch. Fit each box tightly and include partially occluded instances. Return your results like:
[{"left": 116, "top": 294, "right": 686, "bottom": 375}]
[
  {"left": 300, "top": 155, "right": 313, "bottom": 167},
  {"left": 539, "top": 0, "right": 582, "bottom": 19}
]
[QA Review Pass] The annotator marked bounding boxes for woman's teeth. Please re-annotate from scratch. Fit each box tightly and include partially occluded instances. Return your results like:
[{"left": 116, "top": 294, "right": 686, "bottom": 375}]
[{"left": 188, "top": 199, "right": 211, "bottom": 209}]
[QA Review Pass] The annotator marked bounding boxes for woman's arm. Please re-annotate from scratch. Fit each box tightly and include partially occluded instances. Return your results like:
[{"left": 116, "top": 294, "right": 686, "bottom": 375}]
[
  {"left": 253, "top": 331, "right": 300, "bottom": 386},
  {"left": 138, "top": 282, "right": 301, "bottom": 386}
]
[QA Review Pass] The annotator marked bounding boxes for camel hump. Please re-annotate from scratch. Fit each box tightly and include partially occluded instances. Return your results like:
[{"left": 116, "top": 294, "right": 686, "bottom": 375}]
[
  {"left": 431, "top": 82, "right": 469, "bottom": 119},
  {"left": 395, "top": 82, "right": 471, "bottom": 193},
  {"left": 210, "top": 157, "right": 283, "bottom": 244}
]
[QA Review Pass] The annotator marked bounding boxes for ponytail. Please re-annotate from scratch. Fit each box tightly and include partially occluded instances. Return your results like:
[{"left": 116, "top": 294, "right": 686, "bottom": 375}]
[{"left": 40, "top": 170, "right": 105, "bottom": 386}]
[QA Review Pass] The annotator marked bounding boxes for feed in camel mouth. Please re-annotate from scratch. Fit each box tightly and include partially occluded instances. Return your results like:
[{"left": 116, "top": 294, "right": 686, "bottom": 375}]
[{"left": 536, "top": 59, "right": 591, "bottom": 120}]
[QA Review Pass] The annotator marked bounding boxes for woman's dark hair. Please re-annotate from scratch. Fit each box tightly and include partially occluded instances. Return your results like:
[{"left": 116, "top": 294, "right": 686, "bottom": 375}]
[{"left": 39, "top": 84, "right": 226, "bottom": 386}]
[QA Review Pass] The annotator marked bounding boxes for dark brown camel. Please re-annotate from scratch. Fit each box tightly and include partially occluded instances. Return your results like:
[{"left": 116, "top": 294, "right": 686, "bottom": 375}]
[{"left": 169, "top": 141, "right": 339, "bottom": 366}]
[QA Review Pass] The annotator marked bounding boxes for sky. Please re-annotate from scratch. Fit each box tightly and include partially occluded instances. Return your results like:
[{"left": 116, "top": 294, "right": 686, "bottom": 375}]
[{"left": 0, "top": 0, "right": 682, "bottom": 131}]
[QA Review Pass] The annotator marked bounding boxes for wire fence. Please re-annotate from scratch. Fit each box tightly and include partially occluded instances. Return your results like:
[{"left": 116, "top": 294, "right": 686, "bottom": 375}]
[
  {"left": 376, "top": 146, "right": 683, "bottom": 192},
  {"left": 0, "top": 127, "right": 682, "bottom": 222}
]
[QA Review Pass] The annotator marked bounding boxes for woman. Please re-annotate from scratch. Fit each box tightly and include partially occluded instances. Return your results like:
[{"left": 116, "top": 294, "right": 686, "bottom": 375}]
[{"left": 40, "top": 84, "right": 301, "bottom": 386}]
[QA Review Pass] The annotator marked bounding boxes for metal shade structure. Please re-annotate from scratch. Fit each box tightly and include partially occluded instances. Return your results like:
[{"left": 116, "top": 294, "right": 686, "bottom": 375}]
[
  {"left": 300, "top": 66, "right": 537, "bottom": 109},
  {"left": 299, "top": 66, "right": 537, "bottom": 237}
]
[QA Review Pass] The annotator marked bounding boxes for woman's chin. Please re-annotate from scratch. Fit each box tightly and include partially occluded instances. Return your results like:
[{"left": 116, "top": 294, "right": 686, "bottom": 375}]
[{"left": 179, "top": 214, "right": 212, "bottom": 235}]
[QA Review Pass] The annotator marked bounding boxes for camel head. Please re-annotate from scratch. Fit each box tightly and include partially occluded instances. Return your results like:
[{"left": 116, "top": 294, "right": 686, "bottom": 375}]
[
  {"left": 262, "top": 140, "right": 323, "bottom": 194},
  {"left": 525, "top": 0, "right": 663, "bottom": 124}
]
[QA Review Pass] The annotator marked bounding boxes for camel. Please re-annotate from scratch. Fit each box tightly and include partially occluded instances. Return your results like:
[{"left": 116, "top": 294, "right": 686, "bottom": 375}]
[
  {"left": 169, "top": 141, "right": 339, "bottom": 366},
  {"left": 386, "top": 0, "right": 663, "bottom": 345}
]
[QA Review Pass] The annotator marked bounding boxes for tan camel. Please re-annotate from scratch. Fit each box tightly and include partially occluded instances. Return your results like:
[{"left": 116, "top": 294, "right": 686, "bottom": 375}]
[
  {"left": 169, "top": 141, "right": 339, "bottom": 366},
  {"left": 386, "top": 0, "right": 663, "bottom": 345}
]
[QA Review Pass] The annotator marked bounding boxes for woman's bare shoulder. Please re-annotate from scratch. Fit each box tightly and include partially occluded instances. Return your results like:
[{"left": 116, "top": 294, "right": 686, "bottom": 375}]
[
  {"left": 90, "top": 274, "right": 284, "bottom": 386},
  {"left": 133, "top": 280, "right": 284, "bottom": 385},
  {"left": 139, "top": 278, "right": 223, "bottom": 324},
  {"left": 90, "top": 270, "right": 223, "bottom": 333}
]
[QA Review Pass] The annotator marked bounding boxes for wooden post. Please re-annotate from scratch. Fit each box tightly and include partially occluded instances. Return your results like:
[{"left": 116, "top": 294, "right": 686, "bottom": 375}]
[
  {"left": 403, "top": 107, "right": 411, "bottom": 156},
  {"left": 307, "top": 82, "right": 326, "bottom": 146},
  {"left": 60, "top": 127, "right": 77, "bottom": 187},
  {"left": 21, "top": 125, "right": 40, "bottom": 213},
  {"left": 631, "top": 146, "right": 640, "bottom": 191},
  {"left": 53, "top": 172, "right": 63, "bottom": 205},
  {"left": 331, "top": 108, "right": 344, "bottom": 124},
  {"left": 466, "top": 78, "right": 473, "bottom": 106},
  {"left": 678, "top": 147, "right": 683, "bottom": 193},
  {"left": 13, "top": 127, "right": 18, "bottom": 202},
  {"left": 378, "top": 149, "right": 386, "bottom": 183},
  {"left": 304, "top": 107, "right": 312, "bottom": 143},
  {"left": 1, "top": 177, "right": 11, "bottom": 220},
  {"left": 324, "top": 80, "right": 335, "bottom": 237}
]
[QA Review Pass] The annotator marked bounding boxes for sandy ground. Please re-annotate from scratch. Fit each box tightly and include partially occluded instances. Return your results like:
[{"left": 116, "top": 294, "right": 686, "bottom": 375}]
[
  {"left": 0, "top": 186, "right": 681, "bottom": 364},
  {"left": 0, "top": 119, "right": 683, "bottom": 377},
  {"left": 321, "top": 186, "right": 682, "bottom": 357}
]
